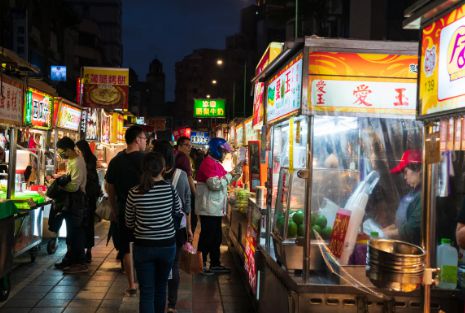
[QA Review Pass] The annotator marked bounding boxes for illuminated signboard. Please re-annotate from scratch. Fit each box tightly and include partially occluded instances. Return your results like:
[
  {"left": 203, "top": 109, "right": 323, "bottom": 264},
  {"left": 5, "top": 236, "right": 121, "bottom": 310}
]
[
  {"left": 24, "top": 88, "right": 53, "bottom": 129},
  {"left": 50, "top": 65, "right": 67, "bottom": 81},
  {"left": 85, "top": 108, "right": 99, "bottom": 141},
  {"left": 191, "top": 131, "right": 210, "bottom": 145},
  {"left": 0, "top": 75, "right": 23, "bottom": 125},
  {"left": 82, "top": 67, "right": 129, "bottom": 110},
  {"left": 193, "top": 99, "right": 225, "bottom": 118},
  {"left": 266, "top": 53, "right": 303, "bottom": 123},
  {"left": 252, "top": 82, "right": 265, "bottom": 129},
  {"left": 56, "top": 102, "right": 82, "bottom": 131},
  {"left": 101, "top": 111, "right": 111, "bottom": 143},
  {"left": 308, "top": 52, "right": 417, "bottom": 116},
  {"left": 419, "top": 4, "right": 465, "bottom": 116}
]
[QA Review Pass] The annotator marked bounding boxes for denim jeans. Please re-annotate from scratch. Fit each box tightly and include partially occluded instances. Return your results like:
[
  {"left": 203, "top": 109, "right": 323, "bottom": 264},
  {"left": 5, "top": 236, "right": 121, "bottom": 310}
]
[{"left": 134, "top": 244, "right": 176, "bottom": 313}]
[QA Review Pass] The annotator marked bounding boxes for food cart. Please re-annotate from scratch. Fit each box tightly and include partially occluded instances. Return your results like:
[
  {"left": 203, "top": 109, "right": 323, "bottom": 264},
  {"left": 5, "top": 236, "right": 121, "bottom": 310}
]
[
  {"left": 0, "top": 78, "right": 51, "bottom": 301},
  {"left": 403, "top": 2, "right": 465, "bottom": 312},
  {"left": 250, "top": 37, "right": 463, "bottom": 313}
]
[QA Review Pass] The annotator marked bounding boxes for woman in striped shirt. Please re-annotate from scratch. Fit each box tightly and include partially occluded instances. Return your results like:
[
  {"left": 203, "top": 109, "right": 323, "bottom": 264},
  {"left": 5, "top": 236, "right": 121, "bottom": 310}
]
[{"left": 125, "top": 152, "right": 183, "bottom": 313}]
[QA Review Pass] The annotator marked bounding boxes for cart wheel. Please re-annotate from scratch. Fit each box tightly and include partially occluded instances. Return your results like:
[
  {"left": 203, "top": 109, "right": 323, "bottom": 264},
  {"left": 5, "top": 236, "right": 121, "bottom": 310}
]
[
  {"left": 47, "top": 238, "right": 58, "bottom": 255},
  {"left": 0, "top": 275, "right": 10, "bottom": 302}
]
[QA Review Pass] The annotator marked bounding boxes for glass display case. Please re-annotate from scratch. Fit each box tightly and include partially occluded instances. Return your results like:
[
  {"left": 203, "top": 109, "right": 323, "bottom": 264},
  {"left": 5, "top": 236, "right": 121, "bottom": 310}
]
[{"left": 270, "top": 115, "right": 423, "bottom": 272}]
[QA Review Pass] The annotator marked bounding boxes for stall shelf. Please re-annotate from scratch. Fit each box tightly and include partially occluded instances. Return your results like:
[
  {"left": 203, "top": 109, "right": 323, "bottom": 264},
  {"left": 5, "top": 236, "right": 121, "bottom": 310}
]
[
  {"left": 404, "top": 2, "right": 465, "bottom": 312},
  {"left": 249, "top": 37, "right": 462, "bottom": 313}
]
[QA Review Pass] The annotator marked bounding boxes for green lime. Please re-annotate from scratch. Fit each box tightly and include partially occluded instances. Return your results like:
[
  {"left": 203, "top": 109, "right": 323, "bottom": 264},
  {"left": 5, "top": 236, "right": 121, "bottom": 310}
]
[
  {"left": 311, "top": 213, "right": 319, "bottom": 226},
  {"left": 292, "top": 210, "right": 305, "bottom": 225},
  {"left": 322, "top": 226, "right": 332, "bottom": 239},
  {"left": 316, "top": 215, "right": 327, "bottom": 229},
  {"left": 297, "top": 224, "right": 305, "bottom": 237},
  {"left": 288, "top": 221, "right": 298, "bottom": 237},
  {"left": 312, "top": 225, "right": 322, "bottom": 237}
]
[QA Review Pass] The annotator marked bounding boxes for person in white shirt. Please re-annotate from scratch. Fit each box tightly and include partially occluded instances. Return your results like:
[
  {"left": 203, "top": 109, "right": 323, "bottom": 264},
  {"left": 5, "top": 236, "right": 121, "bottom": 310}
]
[{"left": 55, "top": 137, "right": 88, "bottom": 274}]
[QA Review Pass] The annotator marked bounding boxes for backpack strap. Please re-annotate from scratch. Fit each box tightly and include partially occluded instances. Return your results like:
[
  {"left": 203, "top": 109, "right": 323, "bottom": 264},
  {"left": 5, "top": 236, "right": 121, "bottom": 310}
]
[{"left": 172, "top": 169, "right": 181, "bottom": 188}]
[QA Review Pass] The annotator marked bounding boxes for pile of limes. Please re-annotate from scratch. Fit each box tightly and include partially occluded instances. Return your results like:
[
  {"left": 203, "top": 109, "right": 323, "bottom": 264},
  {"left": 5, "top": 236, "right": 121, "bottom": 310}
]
[{"left": 311, "top": 212, "right": 332, "bottom": 240}]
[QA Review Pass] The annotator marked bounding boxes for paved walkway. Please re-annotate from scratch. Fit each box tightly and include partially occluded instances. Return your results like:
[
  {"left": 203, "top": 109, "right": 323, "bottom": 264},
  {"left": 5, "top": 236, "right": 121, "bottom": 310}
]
[{"left": 0, "top": 221, "right": 254, "bottom": 313}]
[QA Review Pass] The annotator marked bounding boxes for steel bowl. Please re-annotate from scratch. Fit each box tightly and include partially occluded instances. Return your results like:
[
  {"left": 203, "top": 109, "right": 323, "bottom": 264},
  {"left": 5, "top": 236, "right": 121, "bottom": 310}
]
[{"left": 366, "top": 268, "right": 422, "bottom": 292}]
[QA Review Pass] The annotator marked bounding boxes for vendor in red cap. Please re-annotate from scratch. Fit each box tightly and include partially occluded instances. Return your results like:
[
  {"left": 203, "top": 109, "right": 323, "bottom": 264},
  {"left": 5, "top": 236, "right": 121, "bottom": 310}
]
[{"left": 383, "top": 149, "right": 422, "bottom": 245}]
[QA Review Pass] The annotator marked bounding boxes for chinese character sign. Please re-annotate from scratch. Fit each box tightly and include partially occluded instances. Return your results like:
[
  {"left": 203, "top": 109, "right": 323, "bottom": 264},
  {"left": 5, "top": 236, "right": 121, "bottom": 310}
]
[
  {"left": 266, "top": 53, "right": 302, "bottom": 123},
  {"left": 193, "top": 99, "right": 226, "bottom": 118},
  {"left": 56, "top": 102, "right": 82, "bottom": 131},
  {"left": 82, "top": 67, "right": 129, "bottom": 109},
  {"left": 252, "top": 82, "right": 264, "bottom": 128},
  {"left": 24, "top": 88, "right": 53, "bottom": 129},
  {"left": 190, "top": 131, "right": 209, "bottom": 145},
  {"left": 420, "top": 4, "right": 465, "bottom": 116},
  {"left": 310, "top": 79, "right": 416, "bottom": 115},
  {"left": 0, "top": 75, "right": 23, "bottom": 125}
]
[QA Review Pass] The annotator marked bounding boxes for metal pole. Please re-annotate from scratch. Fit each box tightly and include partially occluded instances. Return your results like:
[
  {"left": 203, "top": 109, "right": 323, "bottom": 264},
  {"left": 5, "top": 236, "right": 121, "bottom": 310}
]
[
  {"left": 232, "top": 81, "right": 236, "bottom": 118},
  {"left": 7, "top": 128, "right": 17, "bottom": 199},
  {"left": 303, "top": 116, "right": 314, "bottom": 281},
  {"left": 422, "top": 123, "right": 433, "bottom": 313},
  {"left": 243, "top": 62, "right": 247, "bottom": 117},
  {"left": 295, "top": 0, "right": 299, "bottom": 39}
]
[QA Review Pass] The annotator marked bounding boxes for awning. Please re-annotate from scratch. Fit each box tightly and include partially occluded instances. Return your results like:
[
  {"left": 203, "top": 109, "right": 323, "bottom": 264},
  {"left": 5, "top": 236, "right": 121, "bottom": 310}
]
[{"left": 0, "top": 47, "right": 40, "bottom": 75}]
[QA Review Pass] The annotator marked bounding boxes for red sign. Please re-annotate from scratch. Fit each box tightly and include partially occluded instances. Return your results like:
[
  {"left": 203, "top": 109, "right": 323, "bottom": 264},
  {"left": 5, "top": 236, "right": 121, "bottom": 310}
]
[
  {"left": 0, "top": 75, "right": 23, "bottom": 125},
  {"left": 252, "top": 82, "right": 265, "bottom": 128},
  {"left": 173, "top": 127, "right": 191, "bottom": 141},
  {"left": 82, "top": 67, "right": 129, "bottom": 109}
]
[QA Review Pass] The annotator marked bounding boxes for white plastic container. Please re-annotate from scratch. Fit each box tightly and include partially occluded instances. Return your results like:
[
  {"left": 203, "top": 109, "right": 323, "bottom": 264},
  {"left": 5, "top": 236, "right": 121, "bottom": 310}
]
[
  {"left": 437, "top": 238, "right": 458, "bottom": 289},
  {"left": 339, "top": 171, "right": 380, "bottom": 265}
]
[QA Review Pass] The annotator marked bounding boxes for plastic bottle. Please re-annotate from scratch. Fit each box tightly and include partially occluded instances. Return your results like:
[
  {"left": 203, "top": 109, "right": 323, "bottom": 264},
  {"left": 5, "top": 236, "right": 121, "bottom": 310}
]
[
  {"left": 339, "top": 171, "right": 380, "bottom": 265},
  {"left": 436, "top": 238, "right": 458, "bottom": 289}
]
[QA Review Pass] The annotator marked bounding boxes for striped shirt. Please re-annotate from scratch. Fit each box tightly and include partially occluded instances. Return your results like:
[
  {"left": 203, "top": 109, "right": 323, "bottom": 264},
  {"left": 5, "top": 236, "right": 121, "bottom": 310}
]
[{"left": 125, "top": 181, "right": 182, "bottom": 246}]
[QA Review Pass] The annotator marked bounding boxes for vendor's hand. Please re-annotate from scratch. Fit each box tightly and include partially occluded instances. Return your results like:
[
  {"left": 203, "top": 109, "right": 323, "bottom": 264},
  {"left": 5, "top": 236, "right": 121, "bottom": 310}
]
[
  {"left": 382, "top": 224, "right": 399, "bottom": 239},
  {"left": 187, "top": 229, "right": 194, "bottom": 243}
]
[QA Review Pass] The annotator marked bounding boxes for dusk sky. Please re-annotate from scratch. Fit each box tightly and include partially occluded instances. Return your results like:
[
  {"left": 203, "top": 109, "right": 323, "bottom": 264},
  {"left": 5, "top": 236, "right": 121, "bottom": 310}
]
[{"left": 122, "top": 0, "right": 255, "bottom": 102}]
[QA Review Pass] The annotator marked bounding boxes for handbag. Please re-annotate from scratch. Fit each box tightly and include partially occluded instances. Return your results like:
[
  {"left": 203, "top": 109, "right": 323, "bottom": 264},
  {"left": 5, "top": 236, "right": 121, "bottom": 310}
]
[
  {"left": 179, "top": 241, "right": 203, "bottom": 274},
  {"left": 96, "top": 196, "right": 112, "bottom": 220}
]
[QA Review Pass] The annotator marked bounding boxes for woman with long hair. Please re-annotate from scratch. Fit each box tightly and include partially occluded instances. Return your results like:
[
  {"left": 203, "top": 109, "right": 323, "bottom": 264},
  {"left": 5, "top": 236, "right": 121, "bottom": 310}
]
[
  {"left": 76, "top": 140, "right": 100, "bottom": 262},
  {"left": 152, "top": 140, "right": 192, "bottom": 313},
  {"left": 125, "top": 152, "right": 182, "bottom": 313}
]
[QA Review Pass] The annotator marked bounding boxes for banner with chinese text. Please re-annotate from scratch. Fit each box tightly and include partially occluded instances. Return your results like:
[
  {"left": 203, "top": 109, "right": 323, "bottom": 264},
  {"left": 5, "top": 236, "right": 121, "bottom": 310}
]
[
  {"left": 419, "top": 4, "right": 465, "bottom": 116},
  {"left": 55, "top": 100, "right": 82, "bottom": 131},
  {"left": 82, "top": 67, "right": 129, "bottom": 109},
  {"left": 308, "top": 52, "right": 418, "bottom": 116},
  {"left": 193, "top": 99, "right": 225, "bottom": 118},
  {"left": 266, "top": 53, "right": 303, "bottom": 123},
  {"left": 0, "top": 75, "right": 23, "bottom": 125},
  {"left": 24, "top": 88, "right": 53, "bottom": 129},
  {"left": 252, "top": 82, "right": 265, "bottom": 129}
]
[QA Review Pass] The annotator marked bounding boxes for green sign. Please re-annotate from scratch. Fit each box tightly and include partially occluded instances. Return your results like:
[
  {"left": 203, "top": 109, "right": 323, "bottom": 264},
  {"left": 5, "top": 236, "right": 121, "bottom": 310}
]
[{"left": 193, "top": 99, "right": 225, "bottom": 118}]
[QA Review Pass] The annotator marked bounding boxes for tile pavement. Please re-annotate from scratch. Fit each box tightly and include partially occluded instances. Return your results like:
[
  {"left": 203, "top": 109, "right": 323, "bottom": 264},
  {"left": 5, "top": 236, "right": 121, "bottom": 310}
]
[{"left": 0, "top": 221, "right": 255, "bottom": 313}]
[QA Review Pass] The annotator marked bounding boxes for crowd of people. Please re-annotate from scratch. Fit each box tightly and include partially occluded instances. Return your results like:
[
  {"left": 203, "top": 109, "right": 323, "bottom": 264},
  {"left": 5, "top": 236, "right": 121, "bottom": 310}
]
[{"left": 49, "top": 125, "right": 241, "bottom": 313}]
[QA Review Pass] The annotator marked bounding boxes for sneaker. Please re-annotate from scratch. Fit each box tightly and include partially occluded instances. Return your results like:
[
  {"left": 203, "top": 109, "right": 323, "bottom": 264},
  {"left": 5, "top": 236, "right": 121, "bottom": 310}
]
[
  {"left": 200, "top": 267, "right": 214, "bottom": 276},
  {"left": 125, "top": 288, "right": 137, "bottom": 297},
  {"left": 54, "top": 259, "right": 72, "bottom": 269},
  {"left": 210, "top": 265, "right": 231, "bottom": 274},
  {"left": 167, "top": 308, "right": 177, "bottom": 313},
  {"left": 63, "top": 264, "right": 88, "bottom": 274}
]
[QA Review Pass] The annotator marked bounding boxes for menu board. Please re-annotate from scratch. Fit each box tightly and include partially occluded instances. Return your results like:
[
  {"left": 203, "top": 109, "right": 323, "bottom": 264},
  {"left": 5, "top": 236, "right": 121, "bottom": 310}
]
[
  {"left": 24, "top": 88, "right": 53, "bottom": 129},
  {"left": 56, "top": 102, "right": 81, "bottom": 131},
  {"left": 266, "top": 53, "right": 303, "bottom": 123},
  {"left": 419, "top": 4, "right": 465, "bottom": 116},
  {"left": 0, "top": 75, "right": 23, "bottom": 125},
  {"left": 244, "top": 118, "right": 256, "bottom": 142}
]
